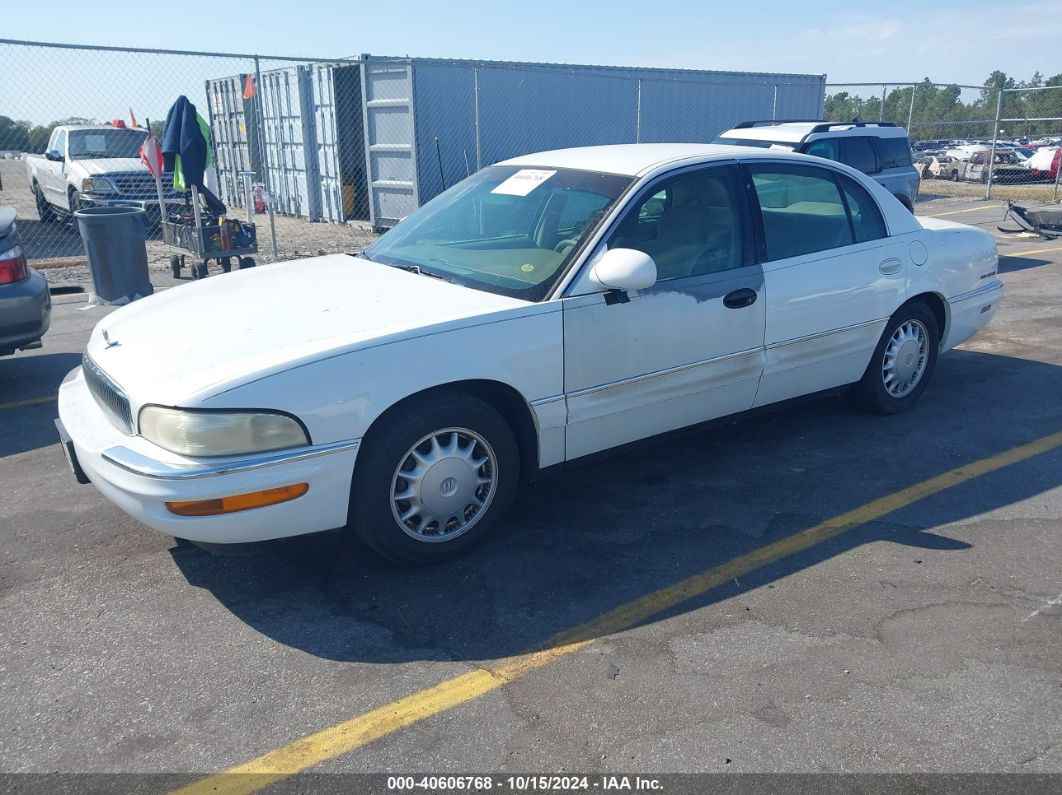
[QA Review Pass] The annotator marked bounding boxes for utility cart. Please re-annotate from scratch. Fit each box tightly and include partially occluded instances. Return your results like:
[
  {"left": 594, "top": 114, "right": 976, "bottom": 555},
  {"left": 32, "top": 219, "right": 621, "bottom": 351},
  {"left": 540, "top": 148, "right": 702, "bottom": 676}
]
[{"left": 163, "top": 178, "right": 259, "bottom": 280}]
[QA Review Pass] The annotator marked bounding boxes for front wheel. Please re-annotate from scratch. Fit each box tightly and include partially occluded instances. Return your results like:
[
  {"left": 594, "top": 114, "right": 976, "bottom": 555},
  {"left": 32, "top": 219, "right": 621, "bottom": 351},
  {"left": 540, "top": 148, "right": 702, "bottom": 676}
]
[
  {"left": 33, "top": 183, "right": 56, "bottom": 223},
  {"left": 854, "top": 304, "right": 939, "bottom": 415},
  {"left": 349, "top": 392, "right": 520, "bottom": 564}
]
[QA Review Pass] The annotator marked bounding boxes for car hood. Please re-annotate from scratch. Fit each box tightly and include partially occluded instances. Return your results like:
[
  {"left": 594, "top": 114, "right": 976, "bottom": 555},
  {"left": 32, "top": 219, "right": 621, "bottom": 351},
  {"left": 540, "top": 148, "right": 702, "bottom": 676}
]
[
  {"left": 85, "top": 254, "right": 531, "bottom": 406},
  {"left": 70, "top": 157, "right": 146, "bottom": 177}
]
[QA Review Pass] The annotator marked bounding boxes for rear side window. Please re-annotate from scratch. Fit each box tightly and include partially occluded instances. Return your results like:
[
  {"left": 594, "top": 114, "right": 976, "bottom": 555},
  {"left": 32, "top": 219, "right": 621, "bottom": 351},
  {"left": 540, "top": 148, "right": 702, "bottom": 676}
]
[
  {"left": 838, "top": 175, "right": 887, "bottom": 243},
  {"left": 840, "top": 137, "right": 880, "bottom": 174},
  {"left": 749, "top": 164, "right": 854, "bottom": 260},
  {"left": 877, "top": 137, "right": 913, "bottom": 168}
]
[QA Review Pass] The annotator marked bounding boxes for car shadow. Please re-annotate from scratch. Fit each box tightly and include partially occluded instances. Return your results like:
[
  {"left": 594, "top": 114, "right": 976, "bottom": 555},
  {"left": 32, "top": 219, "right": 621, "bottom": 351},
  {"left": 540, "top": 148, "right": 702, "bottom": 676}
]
[
  {"left": 169, "top": 350, "right": 1062, "bottom": 665},
  {"left": 15, "top": 217, "right": 85, "bottom": 260},
  {"left": 998, "top": 252, "right": 1058, "bottom": 274},
  {"left": 0, "top": 352, "right": 81, "bottom": 456}
]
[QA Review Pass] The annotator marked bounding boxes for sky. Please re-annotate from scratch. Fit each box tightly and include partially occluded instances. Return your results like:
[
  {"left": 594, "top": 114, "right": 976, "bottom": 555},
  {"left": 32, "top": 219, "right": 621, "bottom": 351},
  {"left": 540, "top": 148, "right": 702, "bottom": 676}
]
[{"left": 3, "top": 0, "right": 1060, "bottom": 125}]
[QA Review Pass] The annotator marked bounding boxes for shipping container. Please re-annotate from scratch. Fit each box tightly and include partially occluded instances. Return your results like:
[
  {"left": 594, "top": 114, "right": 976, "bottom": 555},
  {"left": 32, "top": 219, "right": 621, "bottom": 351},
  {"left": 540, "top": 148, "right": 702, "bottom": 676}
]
[
  {"left": 209, "top": 56, "right": 826, "bottom": 229},
  {"left": 204, "top": 74, "right": 260, "bottom": 210}
]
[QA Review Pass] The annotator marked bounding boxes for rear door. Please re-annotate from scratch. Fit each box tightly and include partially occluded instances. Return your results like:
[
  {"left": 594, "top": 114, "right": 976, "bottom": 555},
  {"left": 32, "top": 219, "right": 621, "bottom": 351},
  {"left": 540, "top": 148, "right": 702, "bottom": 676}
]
[{"left": 747, "top": 161, "right": 908, "bottom": 406}]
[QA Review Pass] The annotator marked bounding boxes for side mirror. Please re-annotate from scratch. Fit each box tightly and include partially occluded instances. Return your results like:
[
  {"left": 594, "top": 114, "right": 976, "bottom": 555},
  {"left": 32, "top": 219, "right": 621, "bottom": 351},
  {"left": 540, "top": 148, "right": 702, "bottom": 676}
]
[
  {"left": 588, "top": 247, "right": 657, "bottom": 293},
  {"left": 45, "top": 149, "right": 64, "bottom": 162}
]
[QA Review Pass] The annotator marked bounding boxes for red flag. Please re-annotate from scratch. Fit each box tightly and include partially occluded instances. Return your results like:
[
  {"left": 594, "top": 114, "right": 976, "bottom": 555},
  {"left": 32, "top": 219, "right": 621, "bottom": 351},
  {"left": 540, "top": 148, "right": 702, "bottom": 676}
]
[
  {"left": 243, "top": 74, "right": 256, "bottom": 100},
  {"left": 140, "top": 134, "right": 163, "bottom": 178}
]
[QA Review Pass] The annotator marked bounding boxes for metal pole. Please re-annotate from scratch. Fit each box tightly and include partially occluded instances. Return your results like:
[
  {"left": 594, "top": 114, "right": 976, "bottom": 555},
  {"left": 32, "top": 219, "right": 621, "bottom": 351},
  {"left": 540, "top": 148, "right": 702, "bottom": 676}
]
[
  {"left": 635, "top": 79, "right": 642, "bottom": 143},
  {"left": 772, "top": 85, "right": 778, "bottom": 121},
  {"left": 473, "top": 67, "right": 482, "bottom": 170},
  {"left": 880, "top": 84, "right": 886, "bottom": 121},
  {"left": 906, "top": 83, "right": 917, "bottom": 131},
  {"left": 254, "top": 55, "right": 279, "bottom": 258},
  {"left": 985, "top": 88, "right": 1004, "bottom": 200},
  {"left": 239, "top": 170, "right": 255, "bottom": 224},
  {"left": 1053, "top": 149, "right": 1061, "bottom": 203}
]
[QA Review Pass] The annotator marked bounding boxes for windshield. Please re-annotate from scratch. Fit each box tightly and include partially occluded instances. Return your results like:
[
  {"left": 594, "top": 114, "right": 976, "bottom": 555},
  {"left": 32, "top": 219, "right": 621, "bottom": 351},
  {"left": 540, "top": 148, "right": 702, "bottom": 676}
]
[
  {"left": 713, "top": 136, "right": 796, "bottom": 151},
  {"left": 68, "top": 129, "right": 146, "bottom": 160},
  {"left": 361, "top": 165, "right": 633, "bottom": 300}
]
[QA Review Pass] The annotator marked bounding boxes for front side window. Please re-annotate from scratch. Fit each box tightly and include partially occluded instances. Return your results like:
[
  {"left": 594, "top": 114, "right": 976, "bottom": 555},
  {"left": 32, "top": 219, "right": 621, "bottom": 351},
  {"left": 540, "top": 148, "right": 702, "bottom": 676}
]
[
  {"left": 361, "top": 165, "right": 632, "bottom": 300},
  {"left": 803, "top": 138, "right": 840, "bottom": 162},
  {"left": 840, "top": 137, "right": 880, "bottom": 174},
  {"left": 749, "top": 164, "right": 855, "bottom": 260},
  {"left": 608, "top": 166, "right": 748, "bottom": 281}
]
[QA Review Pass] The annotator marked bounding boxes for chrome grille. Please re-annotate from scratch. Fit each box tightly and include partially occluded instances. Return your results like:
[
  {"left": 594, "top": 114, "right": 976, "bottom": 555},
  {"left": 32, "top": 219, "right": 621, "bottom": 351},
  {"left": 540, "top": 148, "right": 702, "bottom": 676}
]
[
  {"left": 110, "top": 171, "right": 177, "bottom": 197},
  {"left": 82, "top": 354, "right": 134, "bottom": 434}
]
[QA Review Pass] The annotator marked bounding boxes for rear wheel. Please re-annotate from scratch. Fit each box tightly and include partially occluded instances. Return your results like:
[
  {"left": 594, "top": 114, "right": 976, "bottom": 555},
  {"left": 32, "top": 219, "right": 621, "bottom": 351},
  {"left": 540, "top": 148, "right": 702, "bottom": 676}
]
[
  {"left": 854, "top": 303, "right": 939, "bottom": 415},
  {"left": 349, "top": 392, "right": 519, "bottom": 564},
  {"left": 67, "top": 189, "right": 81, "bottom": 225}
]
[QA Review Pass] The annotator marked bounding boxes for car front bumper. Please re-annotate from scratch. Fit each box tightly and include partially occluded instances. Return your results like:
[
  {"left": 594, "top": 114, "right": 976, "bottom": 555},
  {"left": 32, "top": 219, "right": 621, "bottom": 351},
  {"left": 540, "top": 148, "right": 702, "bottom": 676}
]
[
  {"left": 57, "top": 366, "right": 360, "bottom": 544},
  {"left": 0, "top": 268, "right": 51, "bottom": 355}
]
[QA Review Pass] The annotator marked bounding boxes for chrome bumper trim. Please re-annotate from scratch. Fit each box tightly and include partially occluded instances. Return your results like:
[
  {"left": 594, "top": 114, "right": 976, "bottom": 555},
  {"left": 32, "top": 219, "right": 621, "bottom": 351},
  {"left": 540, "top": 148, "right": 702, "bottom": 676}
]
[
  {"left": 101, "top": 439, "right": 360, "bottom": 480},
  {"left": 948, "top": 279, "right": 1004, "bottom": 305}
]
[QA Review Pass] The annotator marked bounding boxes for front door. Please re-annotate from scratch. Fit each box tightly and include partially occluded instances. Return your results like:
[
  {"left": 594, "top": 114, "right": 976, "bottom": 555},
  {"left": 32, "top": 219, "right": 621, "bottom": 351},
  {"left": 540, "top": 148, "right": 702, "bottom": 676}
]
[{"left": 562, "top": 164, "right": 766, "bottom": 460}]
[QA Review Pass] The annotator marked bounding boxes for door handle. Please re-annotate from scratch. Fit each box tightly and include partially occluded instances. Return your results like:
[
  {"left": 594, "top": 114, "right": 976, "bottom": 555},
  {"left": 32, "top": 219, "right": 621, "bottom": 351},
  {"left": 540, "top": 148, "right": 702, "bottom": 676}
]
[
  {"left": 879, "top": 257, "right": 903, "bottom": 275},
  {"left": 723, "top": 288, "right": 758, "bottom": 309}
]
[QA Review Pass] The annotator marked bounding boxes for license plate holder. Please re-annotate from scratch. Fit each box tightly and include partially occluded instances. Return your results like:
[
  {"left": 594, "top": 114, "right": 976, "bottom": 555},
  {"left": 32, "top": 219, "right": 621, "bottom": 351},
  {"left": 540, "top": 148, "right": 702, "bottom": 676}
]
[{"left": 54, "top": 419, "right": 90, "bottom": 484}]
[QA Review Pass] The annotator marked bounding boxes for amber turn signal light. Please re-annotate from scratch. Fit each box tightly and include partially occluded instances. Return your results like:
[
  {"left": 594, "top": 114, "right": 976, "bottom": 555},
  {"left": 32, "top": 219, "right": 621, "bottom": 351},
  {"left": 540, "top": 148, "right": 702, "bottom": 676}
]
[{"left": 166, "top": 483, "right": 309, "bottom": 517}]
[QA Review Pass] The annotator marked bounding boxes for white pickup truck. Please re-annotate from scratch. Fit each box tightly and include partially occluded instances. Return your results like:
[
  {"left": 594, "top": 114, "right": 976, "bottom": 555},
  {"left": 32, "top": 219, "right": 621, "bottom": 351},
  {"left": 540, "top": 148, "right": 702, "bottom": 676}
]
[{"left": 25, "top": 125, "right": 181, "bottom": 225}]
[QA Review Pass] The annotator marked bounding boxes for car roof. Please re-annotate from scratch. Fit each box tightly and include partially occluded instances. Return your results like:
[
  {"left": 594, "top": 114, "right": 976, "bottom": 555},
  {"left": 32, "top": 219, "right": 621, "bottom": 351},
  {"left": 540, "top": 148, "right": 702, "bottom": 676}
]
[
  {"left": 497, "top": 143, "right": 783, "bottom": 177},
  {"left": 719, "top": 122, "right": 908, "bottom": 143}
]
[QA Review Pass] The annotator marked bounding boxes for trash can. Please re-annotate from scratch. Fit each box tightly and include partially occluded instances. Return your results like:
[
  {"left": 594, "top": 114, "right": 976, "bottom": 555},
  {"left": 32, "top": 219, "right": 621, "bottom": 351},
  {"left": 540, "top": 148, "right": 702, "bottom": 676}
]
[{"left": 74, "top": 207, "right": 153, "bottom": 304}]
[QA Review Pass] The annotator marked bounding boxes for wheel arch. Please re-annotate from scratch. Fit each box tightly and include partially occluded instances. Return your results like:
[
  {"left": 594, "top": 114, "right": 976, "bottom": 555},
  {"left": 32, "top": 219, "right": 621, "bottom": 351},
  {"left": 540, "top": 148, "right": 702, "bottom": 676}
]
[
  {"left": 358, "top": 379, "right": 541, "bottom": 480},
  {"left": 900, "top": 291, "right": 949, "bottom": 346}
]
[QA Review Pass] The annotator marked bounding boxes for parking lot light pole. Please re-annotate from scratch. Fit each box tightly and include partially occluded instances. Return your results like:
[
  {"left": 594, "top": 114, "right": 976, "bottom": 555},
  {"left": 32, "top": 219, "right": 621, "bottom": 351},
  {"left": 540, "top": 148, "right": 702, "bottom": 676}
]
[
  {"left": 986, "top": 88, "right": 1004, "bottom": 200},
  {"left": 906, "top": 84, "right": 917, "bottom": 132}
]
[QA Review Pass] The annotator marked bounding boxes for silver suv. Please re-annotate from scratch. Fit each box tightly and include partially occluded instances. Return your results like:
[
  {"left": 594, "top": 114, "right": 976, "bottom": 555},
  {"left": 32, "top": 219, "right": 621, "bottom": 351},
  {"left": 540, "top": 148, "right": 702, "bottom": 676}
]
[{"left": 714, "top": 120, "right": 920, "bottom": 211}]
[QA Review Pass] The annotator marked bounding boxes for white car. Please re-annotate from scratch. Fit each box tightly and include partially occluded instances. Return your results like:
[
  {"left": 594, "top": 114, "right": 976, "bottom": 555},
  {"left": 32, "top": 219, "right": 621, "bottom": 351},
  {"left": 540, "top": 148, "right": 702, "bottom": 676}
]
[{"left": 56, "top": 144, "right": 1002, "bottom": 563}]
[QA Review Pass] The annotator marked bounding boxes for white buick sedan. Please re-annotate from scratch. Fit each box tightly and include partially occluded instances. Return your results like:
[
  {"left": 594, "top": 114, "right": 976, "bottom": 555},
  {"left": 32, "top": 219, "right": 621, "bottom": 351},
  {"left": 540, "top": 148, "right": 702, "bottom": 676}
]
[{"left": 57, "top": 144, "right": 1002, "bottom": 563}]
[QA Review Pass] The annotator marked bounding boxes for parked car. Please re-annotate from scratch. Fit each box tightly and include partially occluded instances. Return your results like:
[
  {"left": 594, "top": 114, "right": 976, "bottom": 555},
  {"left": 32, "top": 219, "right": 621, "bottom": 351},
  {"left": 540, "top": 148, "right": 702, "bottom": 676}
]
[
  {"left": 917, "top": 155, "right": 961, "bottom": 180},
  {"left": 713, "top": 120, "right": 920, "bottom": 210},
  {"left": 56, "top": 144, "right": 1002, "bottom": 563},
  {"left": 1027, "top": 147, "right": 1061, "bottom": 181},
  {"left": 963, "top": 149, "right": 1032, "bottom": 183},
  {"left": 25, "top": 125, "right": 181, "bottom": 226},
  {"left": 0, "top": 207, "right": 51, "bottom": 357}
]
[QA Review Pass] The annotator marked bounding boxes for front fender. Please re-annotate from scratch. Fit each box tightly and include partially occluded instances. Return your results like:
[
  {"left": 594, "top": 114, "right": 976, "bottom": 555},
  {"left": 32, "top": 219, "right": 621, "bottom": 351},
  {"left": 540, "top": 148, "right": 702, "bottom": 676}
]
[{"left": 198, "top": 308, "right": 565, "bottom": 447}]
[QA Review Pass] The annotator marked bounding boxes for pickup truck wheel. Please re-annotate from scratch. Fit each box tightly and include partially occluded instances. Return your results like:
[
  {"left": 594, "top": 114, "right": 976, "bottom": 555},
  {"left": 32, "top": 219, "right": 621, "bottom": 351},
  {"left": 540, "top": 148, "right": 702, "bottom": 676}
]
[
  {"left": 854, "top": 304, "right": 939, "bottom": 415},
  {"left": 950, "top": 169, "right": 960, "bottom": 182},
  {"left": 67, "top": 190, "right": 81, "bottom": 224},
  {"left": 349, "top": 392, "right": 519, "bottom": 564},
  {"left": 33, "top": 183, "right": 56, "bottom": 223}
]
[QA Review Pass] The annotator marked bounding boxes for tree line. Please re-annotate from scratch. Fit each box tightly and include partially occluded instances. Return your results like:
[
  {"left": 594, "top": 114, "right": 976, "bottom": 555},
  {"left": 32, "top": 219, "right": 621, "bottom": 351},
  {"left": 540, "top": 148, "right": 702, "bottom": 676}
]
[
  {"left": 0, "top": 116, "right": 165, "bottom": 154},
  {"left": 824, "top": 71, "right": 1062, "bottom": 140}
]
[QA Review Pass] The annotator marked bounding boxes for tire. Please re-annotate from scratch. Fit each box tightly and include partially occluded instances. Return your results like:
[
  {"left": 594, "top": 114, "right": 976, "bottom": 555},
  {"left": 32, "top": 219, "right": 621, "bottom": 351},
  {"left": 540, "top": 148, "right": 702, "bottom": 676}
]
[
  {"left": 33, "top": 182, "right": 56, "bottom": 223},
  {"left": 194, "top": 263, "right": 209, "bottom": 279},
  {"left": 854, "top": 303, "right": 939, "bottom": 415},
  {"left": 67, "top": 189, "right": 81, "bottom": 224},
  {"left": 170, "top": 256, "right": 181, "bottom": 279},
  {"left": 349, "top": 392, "right": 520, "bottom": 564},
  {"left": 950, "top": 170, "right": 960, "bottom": 182},
  {"left": 220, "top": 257, "right": 233, "bottom": 273},
  {"left": 238, "top": 257, "right": 256, "bottom": 269}
]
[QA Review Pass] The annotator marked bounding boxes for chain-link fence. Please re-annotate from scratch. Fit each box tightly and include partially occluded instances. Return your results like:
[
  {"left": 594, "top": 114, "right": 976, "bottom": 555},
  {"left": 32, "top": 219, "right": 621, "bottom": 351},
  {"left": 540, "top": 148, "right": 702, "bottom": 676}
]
[
  {"left": 3, "top": 37, "right": 1061, "bottom": 279},
  {"left": 0, "top": 38, "right": 828, "bottom": 277},
  {"left": 824, "top": 82, "right": 1062, "bottom": 202}
]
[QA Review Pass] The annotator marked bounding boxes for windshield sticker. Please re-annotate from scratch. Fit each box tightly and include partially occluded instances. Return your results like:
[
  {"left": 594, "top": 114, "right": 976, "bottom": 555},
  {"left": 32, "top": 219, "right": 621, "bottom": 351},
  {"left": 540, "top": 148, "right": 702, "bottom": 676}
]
[{"left": 491, "top": 169, "right": 557, "bottom": 196}]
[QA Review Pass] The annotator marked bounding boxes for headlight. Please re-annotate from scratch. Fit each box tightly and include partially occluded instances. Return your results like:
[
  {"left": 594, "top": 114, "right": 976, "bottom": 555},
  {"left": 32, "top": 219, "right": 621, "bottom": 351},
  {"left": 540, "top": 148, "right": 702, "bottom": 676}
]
[
  {"left": 82, "top": 177, "right": 115, "bottom": 194},
  {"left": 138, "top": 406, "right": 309, "bottom": 457}
]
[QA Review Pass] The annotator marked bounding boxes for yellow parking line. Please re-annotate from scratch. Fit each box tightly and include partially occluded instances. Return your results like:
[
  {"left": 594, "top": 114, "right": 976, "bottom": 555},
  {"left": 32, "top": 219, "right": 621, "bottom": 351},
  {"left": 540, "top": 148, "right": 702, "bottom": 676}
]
[
  {"left": 172, "top": 428, "right": 1062, "bottom": 795},
  {"left": 999, "top": 246, "right": 1062, "bottom": 259},
  {"left": 926, "top": 205, "right": 1000, "bottom": 217},
  {"left": 0, "top": 395, "right": 58, "bottom": 411}
]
